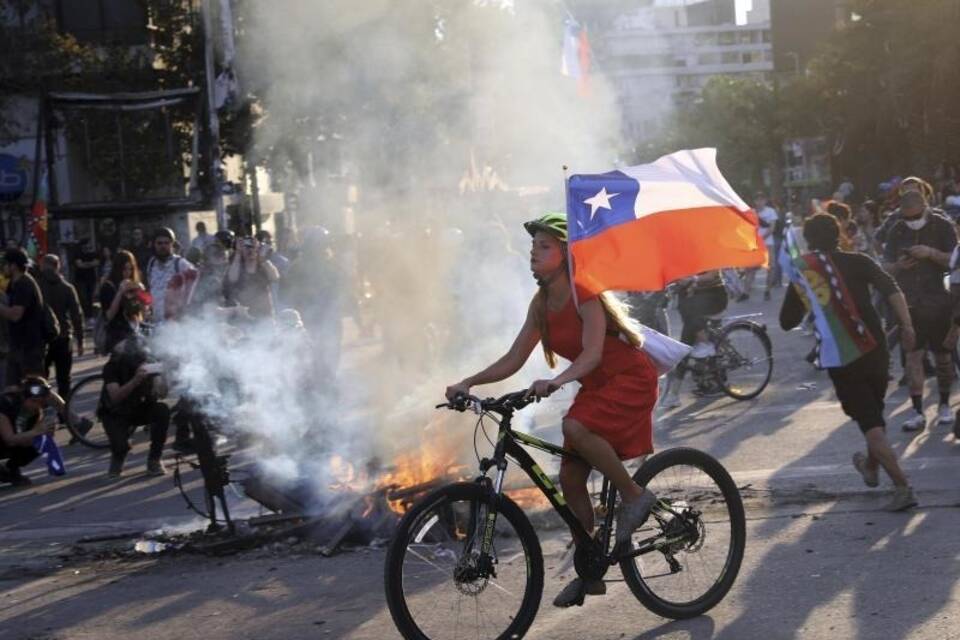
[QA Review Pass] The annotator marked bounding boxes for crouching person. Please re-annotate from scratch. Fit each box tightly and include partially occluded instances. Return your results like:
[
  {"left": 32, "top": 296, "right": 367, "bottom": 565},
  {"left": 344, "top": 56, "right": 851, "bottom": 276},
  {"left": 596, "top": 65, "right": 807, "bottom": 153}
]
[
  {"left": 100, "top": 337, "right": 170, "bottom": 478},
  {"left": 0, "top": 376, "right": 60, "bottom": 487}
]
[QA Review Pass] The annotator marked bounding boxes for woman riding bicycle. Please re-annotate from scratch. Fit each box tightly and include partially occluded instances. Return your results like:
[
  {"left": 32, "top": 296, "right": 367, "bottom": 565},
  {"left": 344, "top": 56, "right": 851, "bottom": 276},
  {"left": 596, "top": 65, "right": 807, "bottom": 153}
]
[{"left": 445, "top": 211, "right": 659, "bottom": 608}]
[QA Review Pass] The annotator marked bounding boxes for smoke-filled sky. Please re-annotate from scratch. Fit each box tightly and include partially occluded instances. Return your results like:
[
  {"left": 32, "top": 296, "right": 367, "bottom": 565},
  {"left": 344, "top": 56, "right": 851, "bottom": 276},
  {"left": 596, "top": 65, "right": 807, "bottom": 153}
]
[{"left": 156, "top": 0, "right": 628, "bottom": 506}]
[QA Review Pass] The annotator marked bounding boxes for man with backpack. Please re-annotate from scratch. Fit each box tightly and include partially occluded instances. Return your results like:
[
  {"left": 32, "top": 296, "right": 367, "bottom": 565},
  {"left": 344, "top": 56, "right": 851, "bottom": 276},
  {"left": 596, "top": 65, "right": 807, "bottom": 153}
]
[
  {"left": 145, "top": 227, "right": 195, "bottom": 326},
  {"left": 0, "top": 248, "right": 48, "bottom": 387}
]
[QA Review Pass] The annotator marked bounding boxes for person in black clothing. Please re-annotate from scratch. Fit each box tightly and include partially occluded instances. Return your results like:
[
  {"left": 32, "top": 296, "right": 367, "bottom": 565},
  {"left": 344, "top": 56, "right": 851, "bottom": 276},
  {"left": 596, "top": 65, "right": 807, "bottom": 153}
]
[
  {"left": 0, "top": 376, "right": 60, "bottom": 486},
  {"left": 127, "top": 228, "right": 153, "bottom": 279},
  {"left": 882, "top": 190, "right": 958, "bottom": 432},
  {"left": 99, "top": 250, "right": 149, "bottom": 354},
  {"left": 72, "top": 238, "right": 99, "bottom": 318},
  {"left": 100, "top": 336, "right": 169, "bottom": 478},
  {"left": 38, "top": 255, "right": 83, "bottom": 397},
  {"left": 782, "top": 214, "right": 918, "bottom": 511},
  {"left": 659, "top": 271, "right": 728, "bottom": 408},
  {"left": 0, "top": 248, "right": 45, "bottom": 386},
  {"left": 225, "top": 236, "right": 279, "bottom": 319}
]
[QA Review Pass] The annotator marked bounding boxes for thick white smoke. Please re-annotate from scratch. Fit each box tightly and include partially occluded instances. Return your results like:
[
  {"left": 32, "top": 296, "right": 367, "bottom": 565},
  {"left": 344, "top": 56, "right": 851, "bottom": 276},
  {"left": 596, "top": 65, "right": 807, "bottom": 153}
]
[{"left": 154, "top": 1, "right": 626, "bottom": 508}]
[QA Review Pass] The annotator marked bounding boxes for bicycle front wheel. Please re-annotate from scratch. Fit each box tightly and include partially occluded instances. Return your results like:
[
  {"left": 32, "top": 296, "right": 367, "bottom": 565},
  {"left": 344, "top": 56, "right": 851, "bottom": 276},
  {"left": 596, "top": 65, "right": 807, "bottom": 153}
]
[
  {"left": 65, "top": 374, "right": 110, "bottom": 449},
  {"left": 385, "top": 482, "right": 544, "bottom": 640},
  {"left": 716, "top": 322, "right": 773, "bottom": 400},
  {"left": 620, "top": 447, "right": 746, "bottom": 619}
]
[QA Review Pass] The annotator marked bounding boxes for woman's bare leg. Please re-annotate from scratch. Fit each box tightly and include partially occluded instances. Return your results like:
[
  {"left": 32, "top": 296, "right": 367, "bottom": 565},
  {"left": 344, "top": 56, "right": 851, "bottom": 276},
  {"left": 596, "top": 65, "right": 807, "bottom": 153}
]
[
  {"left": 558, "top": 456, "right": 594, "bottom": 543},
  {"left": 562, "top": 419, "right": 646, "bottom": 502}
]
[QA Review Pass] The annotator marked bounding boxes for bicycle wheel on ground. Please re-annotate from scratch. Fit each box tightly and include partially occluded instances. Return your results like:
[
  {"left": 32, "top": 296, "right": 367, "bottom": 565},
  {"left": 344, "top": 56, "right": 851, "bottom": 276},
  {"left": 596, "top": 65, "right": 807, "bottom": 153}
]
[
  {"left": 65, "top": 374, "right": 109, "bottom": 449},
  {"left": 385, "top": 482, "right": 544, "bottom": 640},
  {"left": 620, "top": 447, "right": 746, "bottom": 620},
  {"left": 715, "top": 321, "right": 773, "bottom": 400}
]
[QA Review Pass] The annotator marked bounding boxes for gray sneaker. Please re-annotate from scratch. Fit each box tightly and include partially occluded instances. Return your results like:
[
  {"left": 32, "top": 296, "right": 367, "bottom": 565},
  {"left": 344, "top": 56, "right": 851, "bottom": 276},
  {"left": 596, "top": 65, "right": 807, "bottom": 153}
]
[
  {"left": 145, "top": 458, "right": 167, "bottom": 477},
  {"left": 902, "top": 412, "right": 926, "bottom": 432},
  {"left": 552, "top": 577, "right": 606, "bottom": 608},
  {"left": 852, "top": 452, "right": 879, "bottom": 488},
  {"left": 883, "top": 486, "right": 917, "bottom": 512},
  {"left": 615, "top": 490, "right": 658, "bottom": 552}
]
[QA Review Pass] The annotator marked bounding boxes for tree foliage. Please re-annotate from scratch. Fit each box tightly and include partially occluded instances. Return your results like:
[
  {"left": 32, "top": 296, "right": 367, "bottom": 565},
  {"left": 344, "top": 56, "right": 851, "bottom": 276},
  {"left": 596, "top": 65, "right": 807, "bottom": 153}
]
[{"left": 643, "top": 0, "right": 960, "bottom": 197}]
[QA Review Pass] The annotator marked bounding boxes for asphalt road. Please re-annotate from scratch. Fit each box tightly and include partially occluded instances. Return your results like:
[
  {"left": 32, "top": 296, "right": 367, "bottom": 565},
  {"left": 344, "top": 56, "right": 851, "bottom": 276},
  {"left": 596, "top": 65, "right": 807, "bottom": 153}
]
[{"left": 2, "top": 289, "right": 960, "bottom": 640}]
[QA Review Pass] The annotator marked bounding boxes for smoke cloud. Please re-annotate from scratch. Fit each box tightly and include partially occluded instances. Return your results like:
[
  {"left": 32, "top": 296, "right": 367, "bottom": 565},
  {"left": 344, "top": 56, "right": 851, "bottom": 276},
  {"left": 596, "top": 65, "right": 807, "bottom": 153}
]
[{"left": 155, "top": 0, "right": 626, "bottom": 508}]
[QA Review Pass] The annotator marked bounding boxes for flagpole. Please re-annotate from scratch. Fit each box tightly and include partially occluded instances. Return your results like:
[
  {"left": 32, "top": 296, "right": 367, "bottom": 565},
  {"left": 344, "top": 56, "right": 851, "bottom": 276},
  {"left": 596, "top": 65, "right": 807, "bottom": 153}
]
[{"left": 563, "top": 164, "right": 579, "bottom": 310}]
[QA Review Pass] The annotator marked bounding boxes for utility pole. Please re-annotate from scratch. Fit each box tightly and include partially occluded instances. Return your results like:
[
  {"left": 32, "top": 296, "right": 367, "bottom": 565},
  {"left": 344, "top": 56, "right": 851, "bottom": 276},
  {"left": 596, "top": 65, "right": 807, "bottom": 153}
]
[{"left": 202, "top": 0, "right": 226, "bottom": 230}]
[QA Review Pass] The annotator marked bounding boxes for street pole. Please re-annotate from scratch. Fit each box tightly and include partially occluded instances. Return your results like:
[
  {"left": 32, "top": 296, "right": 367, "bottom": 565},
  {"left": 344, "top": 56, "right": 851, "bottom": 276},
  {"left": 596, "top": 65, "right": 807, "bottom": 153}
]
[{"left": 202, "top": 0, "right": 226, "bottom": 230}]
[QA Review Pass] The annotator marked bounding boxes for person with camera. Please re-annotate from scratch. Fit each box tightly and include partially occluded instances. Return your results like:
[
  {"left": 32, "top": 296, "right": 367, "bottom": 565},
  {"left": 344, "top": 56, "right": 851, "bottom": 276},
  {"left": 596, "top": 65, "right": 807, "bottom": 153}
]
[
  {"left": 225, "top": 235, "right": 280, "bottom": 319},
  {"left": 0, "top": 376, "right": 61, "bottom": 486},
  {"left": 100, "top": 336, "right": 170, "bottom": 478},
  {"left": 883, "top": 189, "right": 959, "bottom": 432}
]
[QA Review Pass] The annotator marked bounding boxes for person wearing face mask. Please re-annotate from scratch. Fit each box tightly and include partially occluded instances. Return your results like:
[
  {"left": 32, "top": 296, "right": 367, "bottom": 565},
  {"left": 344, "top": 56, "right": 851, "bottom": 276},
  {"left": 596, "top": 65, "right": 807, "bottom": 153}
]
[{"left": 883, "top": 189, "right": 958, "bottom": 432}]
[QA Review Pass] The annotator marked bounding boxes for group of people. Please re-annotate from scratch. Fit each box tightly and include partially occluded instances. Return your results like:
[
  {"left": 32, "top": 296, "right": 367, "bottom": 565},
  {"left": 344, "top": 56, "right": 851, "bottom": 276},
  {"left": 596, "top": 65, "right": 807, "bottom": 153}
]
[{"left": 0, "top": 218, "right": 345, "bottom": 484}]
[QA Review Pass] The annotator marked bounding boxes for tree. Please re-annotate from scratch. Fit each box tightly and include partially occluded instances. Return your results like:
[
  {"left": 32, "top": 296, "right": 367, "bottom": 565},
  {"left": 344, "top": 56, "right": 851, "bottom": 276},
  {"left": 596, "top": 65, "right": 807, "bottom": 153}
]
[
  {"left": 640, "top": 75, "right": 817, "bottom": 197},
  {"left": 0, "top": 0, "right": 206, "bottom": 204},
  {"left": 804, "top": 0, "right": 960, "bottom": 190}
]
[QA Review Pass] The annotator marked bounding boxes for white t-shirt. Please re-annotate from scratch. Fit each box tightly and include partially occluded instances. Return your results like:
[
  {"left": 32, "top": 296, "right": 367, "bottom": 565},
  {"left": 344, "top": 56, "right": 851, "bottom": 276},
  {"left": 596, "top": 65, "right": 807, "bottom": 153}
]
[
  {"left": 758, "top": 206, "right": 779, "bottom": 246},
  {"left": 147, "top": 255, "right": 195, "bottom": 323}
]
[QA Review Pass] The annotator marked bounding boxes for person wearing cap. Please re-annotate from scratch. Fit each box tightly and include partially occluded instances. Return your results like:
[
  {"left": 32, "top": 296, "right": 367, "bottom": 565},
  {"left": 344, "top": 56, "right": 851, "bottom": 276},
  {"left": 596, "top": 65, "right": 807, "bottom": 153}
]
[
  {"left": 0, "top": 248, "right": 46, "bottom": 388},
  {"left": 100, "top": 336, "right": 170, "bottom": 478},
  {"left": 445, "top": 212, "right": 659, "bottom": 608},
  {"left": 883, "top": 189, "right": 958, "bottom": 432},
  {"left": 0, "top": 376, "right": 61, "bottom": 486}
]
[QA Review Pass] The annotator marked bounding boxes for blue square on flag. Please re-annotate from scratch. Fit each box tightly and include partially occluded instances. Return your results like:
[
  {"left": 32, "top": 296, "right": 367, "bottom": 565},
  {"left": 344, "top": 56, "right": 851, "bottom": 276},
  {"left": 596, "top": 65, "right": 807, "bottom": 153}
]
[{"left": 567, "top": 171, "right": 639, "bottom": 241}]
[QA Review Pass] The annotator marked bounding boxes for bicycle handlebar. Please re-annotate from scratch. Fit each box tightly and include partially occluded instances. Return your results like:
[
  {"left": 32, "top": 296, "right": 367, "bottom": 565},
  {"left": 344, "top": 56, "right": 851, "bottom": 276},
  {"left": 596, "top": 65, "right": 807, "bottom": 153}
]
[{"left": 435, "top": 390, "right": 537, "bottom": 414}]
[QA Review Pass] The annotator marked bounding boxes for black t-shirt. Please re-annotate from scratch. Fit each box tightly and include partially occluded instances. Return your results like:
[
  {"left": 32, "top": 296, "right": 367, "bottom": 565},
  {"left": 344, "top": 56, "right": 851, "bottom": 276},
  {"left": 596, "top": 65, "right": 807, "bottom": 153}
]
[
  {"left": 882, "top": 212, "right": 958, "bottom": 307},
  {"left": 74, "top": 249, "right": 99, "bottom": 284},
  {"left": 101, "top": 348, "right": 152, "bottom": 416},
  {"left": 0, "top": 392, "right": 37, "bottom": 438},
  {"left": 780, "top": 251, "right": 900, "bottom": 352},
  {"left": 99, "top": 280, "right": 141, "bottom": 353},
  {"left": 7, "top": 274, "right": 44, "bottom": 349}
]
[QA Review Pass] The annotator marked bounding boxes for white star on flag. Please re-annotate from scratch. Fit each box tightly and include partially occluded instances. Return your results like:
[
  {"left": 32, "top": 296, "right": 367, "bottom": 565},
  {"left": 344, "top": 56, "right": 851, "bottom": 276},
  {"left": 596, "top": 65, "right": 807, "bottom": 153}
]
[{"left": 583, "top": 187, "right": 619, "bottom": 220}]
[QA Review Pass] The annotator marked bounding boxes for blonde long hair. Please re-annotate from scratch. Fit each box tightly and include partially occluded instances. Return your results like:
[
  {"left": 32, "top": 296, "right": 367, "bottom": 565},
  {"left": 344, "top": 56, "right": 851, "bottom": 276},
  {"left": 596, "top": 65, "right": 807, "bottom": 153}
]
[{"left": 532, "top": 285, "right": 645, "bottom": 368}]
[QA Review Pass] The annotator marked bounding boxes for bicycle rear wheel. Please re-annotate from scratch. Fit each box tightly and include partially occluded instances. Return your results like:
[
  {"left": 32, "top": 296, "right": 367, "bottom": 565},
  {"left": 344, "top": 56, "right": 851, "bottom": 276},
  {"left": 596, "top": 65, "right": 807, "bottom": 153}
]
[
  {"left": 385, "top": 482, "right": 544, "bottom": 640},
  {"left": 716, "top": 322, "right": 773, "bottom": 400},
  {"left": 620, "top": 447, "right": 746, "bottom": 619},
  {"left": 65, "top": 374, "right": 110, "bottom": 449}
]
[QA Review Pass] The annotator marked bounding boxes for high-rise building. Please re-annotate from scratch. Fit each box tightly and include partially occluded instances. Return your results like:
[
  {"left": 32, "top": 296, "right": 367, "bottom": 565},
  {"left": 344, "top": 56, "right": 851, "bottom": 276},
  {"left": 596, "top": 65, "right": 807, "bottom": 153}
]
[{"left": 598, "top": 0, "right": 773, "bottom": 141}]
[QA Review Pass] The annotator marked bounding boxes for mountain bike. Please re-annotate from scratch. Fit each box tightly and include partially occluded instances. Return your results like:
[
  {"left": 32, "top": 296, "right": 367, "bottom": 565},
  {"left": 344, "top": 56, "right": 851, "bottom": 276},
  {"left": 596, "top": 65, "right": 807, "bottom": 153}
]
[
  {"left": 384, "top": 391, "right": 746, "bottom": 640},
  {"left": 676, "top": 314, "right": 773, "bottom": 400}
]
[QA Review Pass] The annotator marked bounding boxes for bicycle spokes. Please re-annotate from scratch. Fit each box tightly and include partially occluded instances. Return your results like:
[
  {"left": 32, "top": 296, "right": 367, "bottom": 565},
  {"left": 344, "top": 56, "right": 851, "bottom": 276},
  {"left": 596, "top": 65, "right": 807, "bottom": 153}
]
[
  {"left": 393, "top": 492, "right": 536, "bottom": 640},
  {"left": 622, "top": 461, "right": 741, "bottom": 611}
]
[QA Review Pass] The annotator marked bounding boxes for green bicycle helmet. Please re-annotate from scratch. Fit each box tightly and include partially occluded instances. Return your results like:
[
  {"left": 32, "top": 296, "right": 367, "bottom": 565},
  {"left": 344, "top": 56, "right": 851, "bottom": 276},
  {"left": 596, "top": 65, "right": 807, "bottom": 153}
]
[{"left": 523, "top": 212, "right": 567, "bottom": 242}]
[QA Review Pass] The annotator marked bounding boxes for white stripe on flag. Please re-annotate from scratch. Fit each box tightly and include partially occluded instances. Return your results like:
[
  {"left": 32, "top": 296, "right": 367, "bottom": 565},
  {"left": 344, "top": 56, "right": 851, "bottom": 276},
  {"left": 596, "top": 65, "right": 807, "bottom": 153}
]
[{"left": 619, "top": 148, "right": 751, "bottom": 221}]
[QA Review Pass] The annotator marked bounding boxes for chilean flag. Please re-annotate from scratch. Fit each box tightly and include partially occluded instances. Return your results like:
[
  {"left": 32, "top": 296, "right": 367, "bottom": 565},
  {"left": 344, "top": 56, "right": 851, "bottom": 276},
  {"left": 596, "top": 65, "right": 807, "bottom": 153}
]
[
  {"left": 561, "top": 18, "right": 591, "bottom": 96},
  {"left": 566, "top": 148, "right": 767, "bottom": 300}
]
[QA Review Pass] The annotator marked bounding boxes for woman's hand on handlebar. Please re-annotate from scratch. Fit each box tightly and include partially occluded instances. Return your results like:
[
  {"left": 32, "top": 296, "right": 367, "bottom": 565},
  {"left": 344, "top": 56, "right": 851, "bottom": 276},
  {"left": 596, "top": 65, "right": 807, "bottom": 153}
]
[
  {"left": 445, "top": 381, "right": 471, "bottom": 402},
  {"left": 525, "top": 378, "right": 560, "bottom": 400}
]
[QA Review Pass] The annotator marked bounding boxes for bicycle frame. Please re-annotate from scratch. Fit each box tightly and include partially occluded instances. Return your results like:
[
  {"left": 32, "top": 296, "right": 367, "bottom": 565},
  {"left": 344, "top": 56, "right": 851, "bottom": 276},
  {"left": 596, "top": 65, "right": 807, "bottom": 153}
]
[{"left": 475, "top": 408, "right": 668, "bottom": 569}]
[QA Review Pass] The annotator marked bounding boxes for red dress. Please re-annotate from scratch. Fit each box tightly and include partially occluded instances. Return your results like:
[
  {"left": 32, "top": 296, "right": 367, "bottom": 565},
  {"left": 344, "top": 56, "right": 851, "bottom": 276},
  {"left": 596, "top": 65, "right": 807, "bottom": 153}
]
[{"left": 547, "top": 296, "right": 658, "bottom": 460}]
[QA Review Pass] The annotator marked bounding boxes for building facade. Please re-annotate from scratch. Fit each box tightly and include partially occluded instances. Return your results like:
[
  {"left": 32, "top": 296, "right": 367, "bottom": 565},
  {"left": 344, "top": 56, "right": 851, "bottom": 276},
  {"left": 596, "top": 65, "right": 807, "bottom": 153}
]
[{"left": 598, "top": 0, "right": 773, "bottom": 141}]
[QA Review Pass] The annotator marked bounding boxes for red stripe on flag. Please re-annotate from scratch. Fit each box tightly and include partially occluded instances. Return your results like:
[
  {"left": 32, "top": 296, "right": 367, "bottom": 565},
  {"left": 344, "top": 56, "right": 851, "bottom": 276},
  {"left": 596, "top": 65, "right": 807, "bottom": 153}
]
[{"left": 570, "top": 205, "right": 767, "bottom": 299}]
